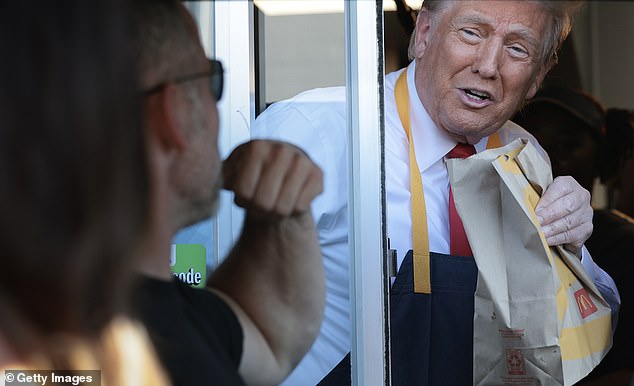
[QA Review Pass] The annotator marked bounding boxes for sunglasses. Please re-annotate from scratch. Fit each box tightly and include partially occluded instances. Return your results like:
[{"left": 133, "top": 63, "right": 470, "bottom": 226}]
[{"left": 143, "top": 59, "right": 224, "bottom": 101}]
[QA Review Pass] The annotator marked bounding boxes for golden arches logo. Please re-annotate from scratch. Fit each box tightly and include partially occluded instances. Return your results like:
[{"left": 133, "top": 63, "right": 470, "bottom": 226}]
[{"left": 574, "top": 288, "right": 598, "bottom": 319}]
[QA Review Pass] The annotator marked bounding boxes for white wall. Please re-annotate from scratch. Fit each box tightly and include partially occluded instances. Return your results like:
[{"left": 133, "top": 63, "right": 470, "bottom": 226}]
[
  {"left": 573, "top": 1, "right": 634, "bottom": 110},
  {"left": 262, "top": 13, "right": 345, "bottom": 104}
]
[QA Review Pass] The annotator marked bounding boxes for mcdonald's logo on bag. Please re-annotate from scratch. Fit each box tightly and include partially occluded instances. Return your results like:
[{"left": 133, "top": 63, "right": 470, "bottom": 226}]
[{"left": 574, "top": 288, "right": 598, "bottom": 319}]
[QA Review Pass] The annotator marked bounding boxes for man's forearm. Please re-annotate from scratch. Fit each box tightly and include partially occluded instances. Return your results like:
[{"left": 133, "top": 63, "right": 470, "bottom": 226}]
[{"left": 208, "top": 211, "right": 325, "bottom": 379}]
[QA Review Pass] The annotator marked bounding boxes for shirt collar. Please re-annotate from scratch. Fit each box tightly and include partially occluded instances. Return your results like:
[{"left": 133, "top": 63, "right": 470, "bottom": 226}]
[{"left": 407, "top": 61, "right": 487, "bottom": 171}]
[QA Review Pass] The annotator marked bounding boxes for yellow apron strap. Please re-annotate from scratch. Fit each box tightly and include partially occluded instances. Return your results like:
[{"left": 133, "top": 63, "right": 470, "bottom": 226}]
[
  {"left": 395, "top": 70, "right": 431, "bottom": 294},
  {"left": 487, "top": 132, "right": 501, "bottom": 150},
  {"left": 394, "top": 69, "right": 502, "bottom": 294}
]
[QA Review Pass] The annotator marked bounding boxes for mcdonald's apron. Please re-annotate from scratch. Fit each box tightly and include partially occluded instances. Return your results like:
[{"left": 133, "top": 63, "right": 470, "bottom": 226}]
[{"left": 318, "top": 250, "right": 478, "bottom": 386}]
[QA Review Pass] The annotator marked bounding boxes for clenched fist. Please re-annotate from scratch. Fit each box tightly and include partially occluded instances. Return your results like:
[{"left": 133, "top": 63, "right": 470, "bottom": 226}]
[{"left": 223, "top": 140, "right": 323, "bottom": 219}]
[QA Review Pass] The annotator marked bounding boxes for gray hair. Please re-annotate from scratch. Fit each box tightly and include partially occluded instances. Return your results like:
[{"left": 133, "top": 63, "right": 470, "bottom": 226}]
[{"left": 407, "top": 0, "right": 584, "bottom": 68}]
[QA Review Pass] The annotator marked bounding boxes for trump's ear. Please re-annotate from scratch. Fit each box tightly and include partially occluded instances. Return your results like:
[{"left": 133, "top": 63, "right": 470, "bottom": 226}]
[
  {"left": 526, "top": 66, "right": 549, "bottom": 100},
  {"left": 144, "top": 83, "right": 187, "bottom": 153},
  {"left": 413, "top": 8, "right": 432, "bottom": 59}
]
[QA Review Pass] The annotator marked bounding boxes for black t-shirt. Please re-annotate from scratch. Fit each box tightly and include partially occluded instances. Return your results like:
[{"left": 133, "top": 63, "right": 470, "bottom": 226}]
[{"left": 135, "top": 276, "right": 246, "bottom": 386}]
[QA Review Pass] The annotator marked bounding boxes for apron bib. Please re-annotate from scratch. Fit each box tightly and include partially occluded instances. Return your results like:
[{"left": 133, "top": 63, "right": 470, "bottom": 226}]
[{"left": 319, "top": 250, "right": 477, "bottom": 386}]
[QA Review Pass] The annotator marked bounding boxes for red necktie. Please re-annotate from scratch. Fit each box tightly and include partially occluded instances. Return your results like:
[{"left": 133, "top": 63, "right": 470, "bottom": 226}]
[{"left": 447, "top": 143, "right": 476, "bottom": 256}]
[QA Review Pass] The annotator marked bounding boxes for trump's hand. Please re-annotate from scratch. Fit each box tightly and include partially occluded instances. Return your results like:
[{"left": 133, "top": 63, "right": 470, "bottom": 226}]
[
  {"left": 222, "top": 140, "right": 323, "bottom": 219},
  {"left": 535, "top": 176, "right": 593, "bottom": 258}
]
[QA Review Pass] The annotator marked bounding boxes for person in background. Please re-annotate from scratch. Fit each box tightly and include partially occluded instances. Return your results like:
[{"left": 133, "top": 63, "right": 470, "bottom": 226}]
[
  {"left": 131, "top": 1, "right": 326, "bottom": 385},
  {"left": 513, "top": 86, "right": 634, "bottom": 386},
  {"left": 0, "top": 2, "right": 168, "bottom": 384},
  {"left": 252, "top": 1, "right": 621, "bottom": 385}
]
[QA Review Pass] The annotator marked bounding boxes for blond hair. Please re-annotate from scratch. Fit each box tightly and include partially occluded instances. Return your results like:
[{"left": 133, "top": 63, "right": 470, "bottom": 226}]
[{"left": 407, "top": 0, "right": 584, "bottom": 69}]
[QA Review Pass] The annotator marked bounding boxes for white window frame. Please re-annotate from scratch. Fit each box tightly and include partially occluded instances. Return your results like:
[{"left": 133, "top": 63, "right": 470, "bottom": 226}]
[
  {"left": 210, "top": 1, "right": 255, "bottom": 264},
  {"left": 345, "top": 1, "right": 390, "bottom": 384}
]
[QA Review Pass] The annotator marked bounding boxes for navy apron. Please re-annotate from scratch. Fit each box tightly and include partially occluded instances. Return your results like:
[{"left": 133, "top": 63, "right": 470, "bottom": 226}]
[{"left": 318, "top": 250, "right": 477, "bottom": 386}]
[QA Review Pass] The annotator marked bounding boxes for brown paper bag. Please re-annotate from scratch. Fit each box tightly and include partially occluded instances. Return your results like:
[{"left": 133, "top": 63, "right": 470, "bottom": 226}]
[{"left": 447, "top": 138, "right": 612, "bottom": 386}]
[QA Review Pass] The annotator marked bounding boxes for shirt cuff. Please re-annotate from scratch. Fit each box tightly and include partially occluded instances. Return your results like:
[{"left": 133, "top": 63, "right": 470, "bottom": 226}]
[{"left": 580, "top": 245, "right": 621, "bottom": 333}]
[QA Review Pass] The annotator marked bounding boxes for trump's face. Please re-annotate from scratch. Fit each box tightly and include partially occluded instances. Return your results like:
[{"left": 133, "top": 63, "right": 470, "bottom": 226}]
[{"left": 413, "top": 1, "right": 550, "bottom": 144}]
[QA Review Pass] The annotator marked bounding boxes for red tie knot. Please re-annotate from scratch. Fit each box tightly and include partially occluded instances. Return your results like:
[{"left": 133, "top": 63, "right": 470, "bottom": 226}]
[{"left": 447, "top": 143, "right": 476, "bottom": 159}]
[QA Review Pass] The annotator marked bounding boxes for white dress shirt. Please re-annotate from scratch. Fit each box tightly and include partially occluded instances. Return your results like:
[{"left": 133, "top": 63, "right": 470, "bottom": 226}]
[{"left": 251, "top": 61, "right": 620, "bottom": 386}]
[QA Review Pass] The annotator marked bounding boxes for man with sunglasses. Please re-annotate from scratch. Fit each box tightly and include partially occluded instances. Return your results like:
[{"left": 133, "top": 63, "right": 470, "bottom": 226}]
[{"left": 132, "top": 1, "right": 326, "bottom": 385}]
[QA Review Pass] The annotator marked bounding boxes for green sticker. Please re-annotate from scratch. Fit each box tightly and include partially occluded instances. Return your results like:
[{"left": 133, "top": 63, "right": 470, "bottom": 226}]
[{"left": 171, "top": 244, "right": 206, "bottom": 288}]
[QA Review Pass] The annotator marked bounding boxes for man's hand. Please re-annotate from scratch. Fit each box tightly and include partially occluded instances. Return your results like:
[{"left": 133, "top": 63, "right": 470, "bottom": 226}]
[
  {"left": 223, "top": 140, "right": 323, "bottom": 218},
  {"left": 215, "top": 140, "right": 325, "bottom": 384},
  {"left": 535, "top": 176, "right": 593, "bottom": 257}
]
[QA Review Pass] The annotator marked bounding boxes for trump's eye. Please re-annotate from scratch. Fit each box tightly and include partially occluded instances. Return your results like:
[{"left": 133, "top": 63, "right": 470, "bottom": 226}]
[
  {"left": 459, "top": 28, "right": 482, "bottom": 43},
  {"left": 507, "top": 44, "right": 529, "bottom": 59}
]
